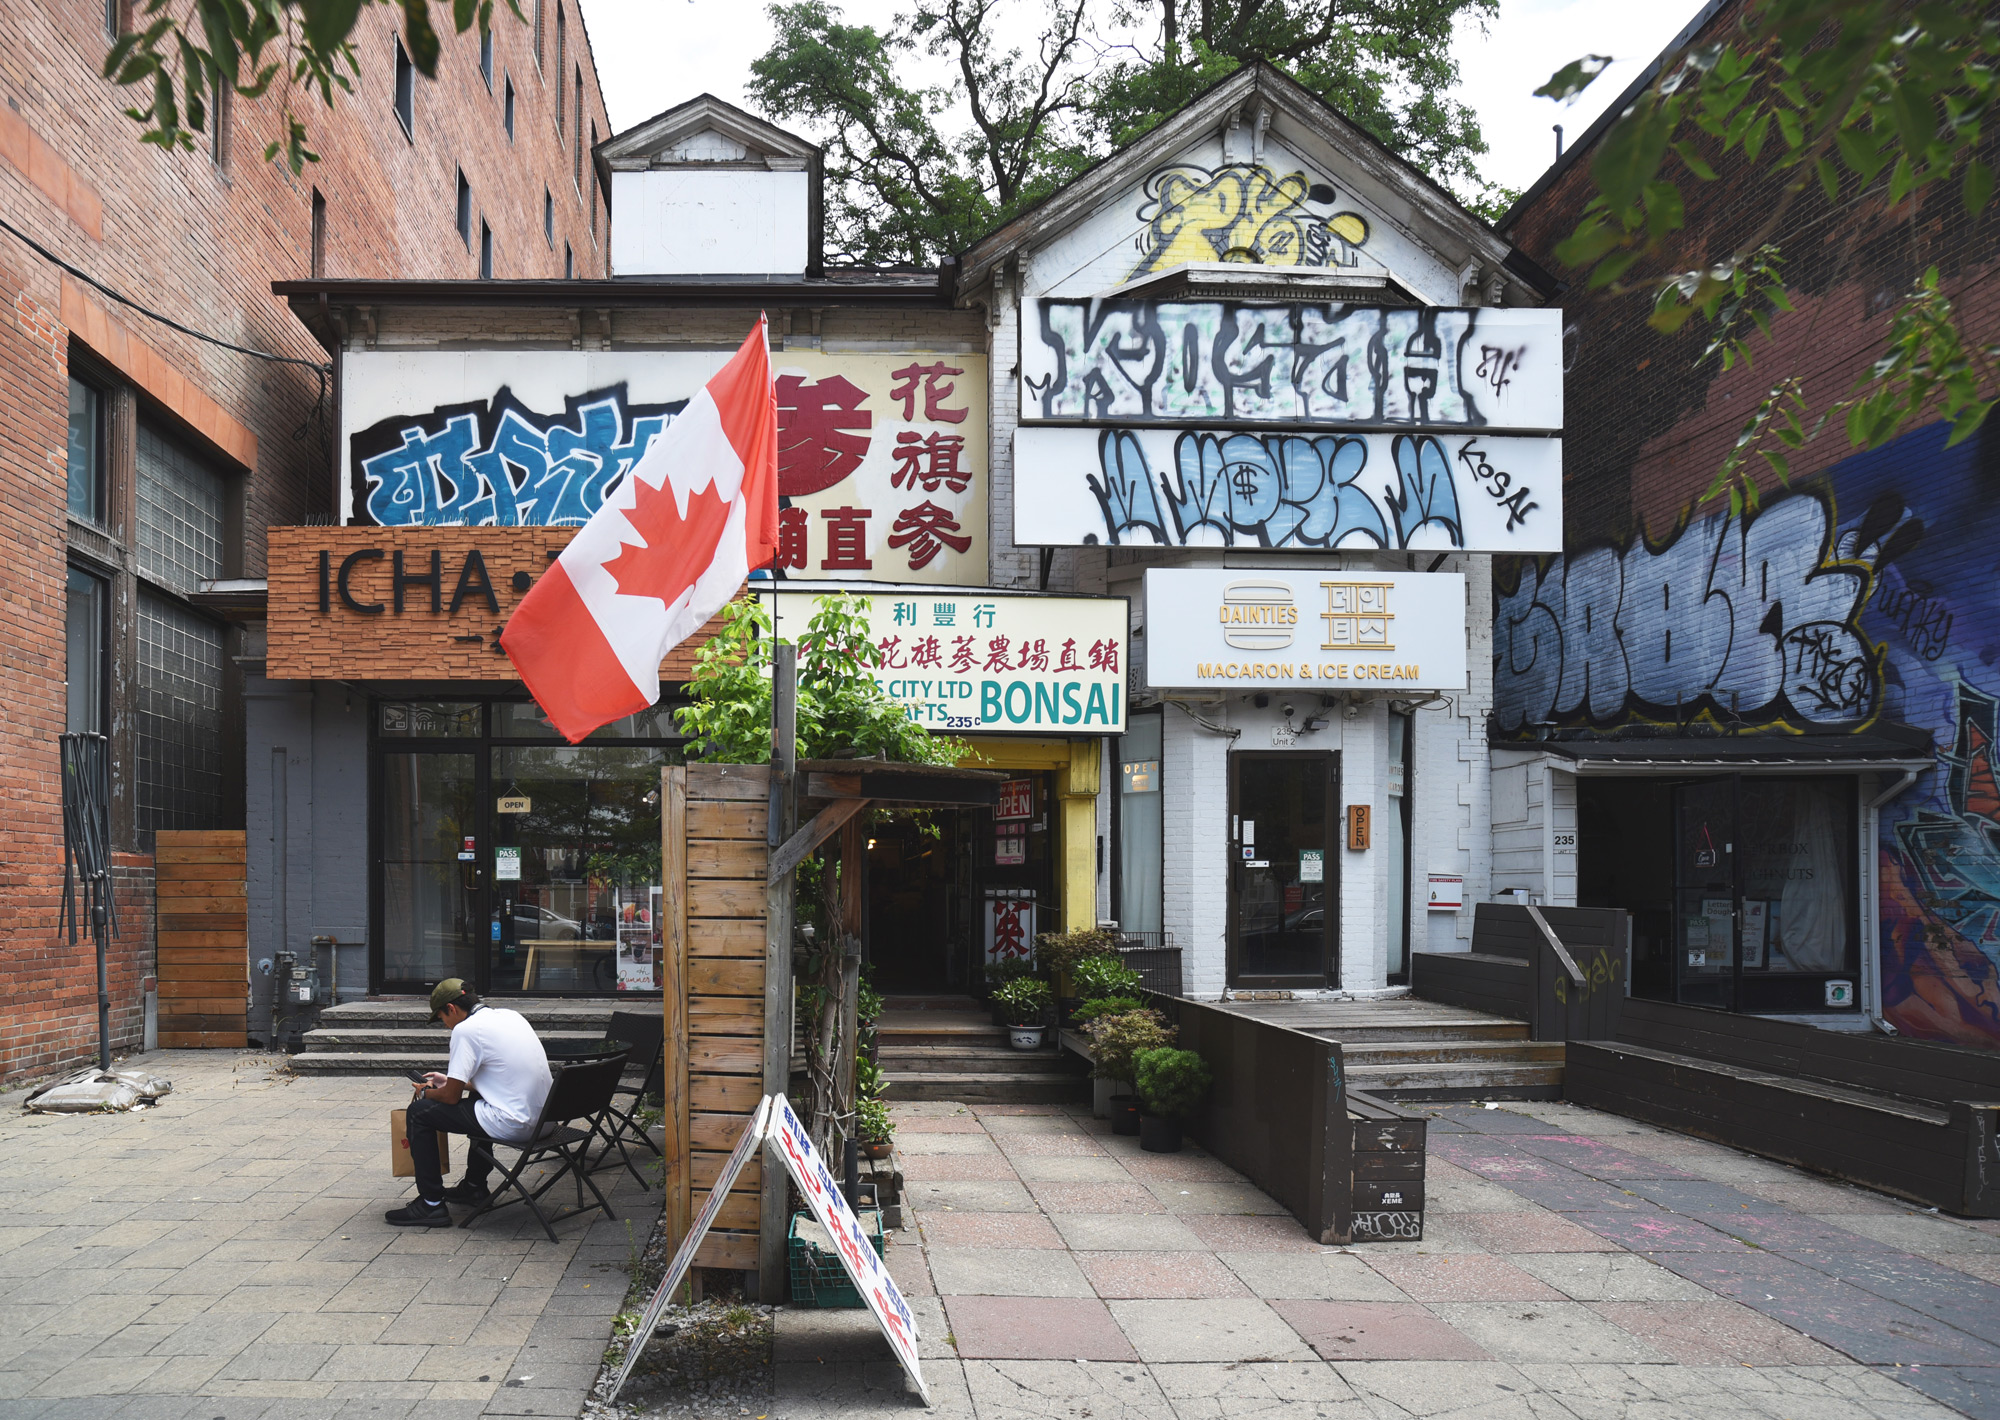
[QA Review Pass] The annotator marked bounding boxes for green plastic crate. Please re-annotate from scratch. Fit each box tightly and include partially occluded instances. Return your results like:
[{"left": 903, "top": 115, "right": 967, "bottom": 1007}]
[{"left": 788, "top": 1209, "right": 885, "bottom": 1309}]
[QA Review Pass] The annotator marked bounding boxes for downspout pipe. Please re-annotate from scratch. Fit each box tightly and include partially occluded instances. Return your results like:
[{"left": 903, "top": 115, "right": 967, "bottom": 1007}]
[{"left": 1863, "top": 767, "right": 1922, "bottom": 1035}]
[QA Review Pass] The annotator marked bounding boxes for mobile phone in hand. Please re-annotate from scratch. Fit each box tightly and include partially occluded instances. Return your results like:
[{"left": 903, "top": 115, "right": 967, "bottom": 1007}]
[{"left": 406, "top": 1067, "right": 429, "bottom": 1084}]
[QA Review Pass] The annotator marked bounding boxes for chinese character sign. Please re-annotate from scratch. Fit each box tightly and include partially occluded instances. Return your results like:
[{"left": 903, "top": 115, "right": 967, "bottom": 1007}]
[
  {"left": 766, "top": 1096, "right": 929, "bottom": 1404},
  {"left": 339, "top": 349, "right": 988, "bottom": 585},
  {"left": 763, "top": 592, "right": 1128, "bottom": 734},
  {"left": 986, "top": 898, "right": 1035, "bottom": 964}
]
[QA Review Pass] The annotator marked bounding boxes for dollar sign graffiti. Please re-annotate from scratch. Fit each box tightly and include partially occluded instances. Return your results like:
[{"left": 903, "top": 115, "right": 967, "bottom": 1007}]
[{"left": 1230, "top": 466, "right": 1261, "bottom": 499}]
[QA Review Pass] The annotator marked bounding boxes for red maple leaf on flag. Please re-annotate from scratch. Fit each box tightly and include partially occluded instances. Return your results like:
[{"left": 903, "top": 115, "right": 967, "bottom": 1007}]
[{"left": 600, "top": 473, "right": 736, "bottom": 607}]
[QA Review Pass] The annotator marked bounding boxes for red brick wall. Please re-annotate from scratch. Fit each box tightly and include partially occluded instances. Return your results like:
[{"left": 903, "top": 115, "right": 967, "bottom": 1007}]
[{"left": 0, "top": 1, "right": 610, "bottom": 1086}]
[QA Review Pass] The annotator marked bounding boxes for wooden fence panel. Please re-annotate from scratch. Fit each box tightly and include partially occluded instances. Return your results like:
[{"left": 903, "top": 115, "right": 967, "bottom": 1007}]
[{"left": 155, "top": 830, "right": 247, "bottom": 1048}]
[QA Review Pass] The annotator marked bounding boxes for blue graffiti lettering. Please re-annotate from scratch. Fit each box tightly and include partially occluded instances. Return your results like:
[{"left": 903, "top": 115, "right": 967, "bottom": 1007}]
[{"left": 353, "top": 385, "right": 681, "bottom": 527}]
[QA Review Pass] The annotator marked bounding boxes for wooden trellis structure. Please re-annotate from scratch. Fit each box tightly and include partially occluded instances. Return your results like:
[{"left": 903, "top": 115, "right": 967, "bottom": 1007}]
[{"left": 661, "top": 738, "right": 1002, "bottom": 1297}]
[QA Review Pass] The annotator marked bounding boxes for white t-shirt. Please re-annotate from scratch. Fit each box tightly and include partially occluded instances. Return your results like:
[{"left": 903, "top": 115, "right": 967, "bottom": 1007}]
[{"left": 446, "top": 1006, "right": 552, "bottom": 1143}]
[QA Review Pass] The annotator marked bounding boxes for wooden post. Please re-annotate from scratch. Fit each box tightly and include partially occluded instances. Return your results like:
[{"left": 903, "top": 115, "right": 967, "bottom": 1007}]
[
  {"left": 661, "top": 766, "right": 691, "bottom": 1259},
  {"left": 760, "top": 646, "right": 797, "bottom": 1301}
]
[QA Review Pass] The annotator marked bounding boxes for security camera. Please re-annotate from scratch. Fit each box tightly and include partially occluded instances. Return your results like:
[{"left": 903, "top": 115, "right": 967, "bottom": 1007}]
[{"left": 1281, "top": 702, "right": 1296, "bottom": 718}]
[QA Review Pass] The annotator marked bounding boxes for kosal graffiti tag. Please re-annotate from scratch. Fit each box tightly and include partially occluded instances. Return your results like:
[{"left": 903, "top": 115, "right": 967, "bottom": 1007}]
[
  {"left": 1128, "top": 163, "right": 1372, "bottom": 277},
  {"left": 1020, "top": 300, "right": 1563, "bottom": 431},
  {"left": 1493, "top": 492, "right": 1885, "bottom": 731},
  {"left": 353, "top": 384, "right": 680, "bottom": 527}
]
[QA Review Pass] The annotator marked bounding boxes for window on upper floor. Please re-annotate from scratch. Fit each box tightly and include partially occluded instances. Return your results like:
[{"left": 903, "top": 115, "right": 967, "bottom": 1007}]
[
  {"left": 588, "top": 121, "right": 598, "bottom": 241},
  {"left": 480, "top": 220, "right": 494, "bottom": 279},
  {"left": 66, "top": 565, "right": 108, "bottom": 737},
  {"left": 103, "top": 0, "right": 119, "bottom": 39},
  {"left": 136, "top": 424, "right": 224, "bottom": 597},
  {"left": 480, "top": 26, "right": 494, "bottom": 90},
  {"left": 208, "top": 84, "right": 229, "bottom": 170},
  {"left": 543, "top": 186, "right": 553, "bottom": 247},
  {"left": 555, "top": 5, "right": 566, "bottom": 126},
  {"left": 572, "top": 66, "right": 583, "bottom": 192},
  {"left": 564, "top": 241, "right": 573, "bottom": 280},
  {"left": 504, "top": 76, "right": 516, "bottom": 139},
  {"left": 394, "top": 37, "right": 415, "bottom": 139},
  {"left": 67, "top": 376, "right": 106, "bottom": 526},
  {"left": 311, "top": 189, "right": 327, "bottom": 277},
  {"left": 456, "top": 169, "right": 472, "bottom": 250}
]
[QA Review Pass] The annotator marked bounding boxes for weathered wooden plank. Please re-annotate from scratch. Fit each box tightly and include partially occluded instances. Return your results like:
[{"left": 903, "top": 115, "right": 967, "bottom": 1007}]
[
  {"left": 689, "top": 880, "right": 767, "bottom": 920},
  {"left": 150, "top": 862, "right": 246, "bottom": 882},
  {"left": 157, "top": 932, "right": 248, "bottom": 949},
  {"left": 691, "top": 1111, "right": 762, "bottom": 1151},
  {"left": 687, "top": 801, "right": 767, "bottom": 841},
  {"left": 693, "top": 1229, "right": 758, "bottom": 1270},
  {"left": 689, "top": 839, "right": 767, "bottom": 880},
  {"left": 687, "top": 764, "right": 770, "bottom": 802},
  {"left": 767, "top": 796, "right": 865, "bottom": 883},
  {"left": 153, "top": 844, "right": 248, "bottom": 865},
  {"left": 159, "top": 1030, "right": 246, "bottom": 1048},
  {"left": 692, "top": 1074, "right": 763, "bottom": 1113},
  {"left": 155, "top": 993, "right": 245, "bottom": 1014},
  {"left": 158, "top": 1015, "right": 248, "bottom": 1031},
  {"left": 154, "top": 962, "right": 247, "bottom": 982},
  {"left": 157, "top": 948, "right": 246, "bottom": 966},
  {"left": 154, "top": 830, "right": 247, "bottom": 848},
  {"left": 662, "top": 765, "right": 691, "bottom": 1257},
  {"left": 689, "top": 918, "right": 765, "bottom": 958},
  {"left": 708, "top": 1191, "right": 760, "bottom": 1231},
  {"left": 691, "top": 1005, "right": 764, "bottom": 1036},
  {"left": 157, "top": 979, "right": 243, "bottom": 999},
  {"left": 692, "top": 1151, "right": 762, "bottom": 1192},
  {"left": 690, "top": 1037, "right": 762, "bottom": 1075},
  {"left": 689, "top": 959, "right": 762, "bottom": 997},
  {"left": 159, "top": 915, "right": 246, "bottom": 933},
  {"left": 152, "top": 896, "right": 247, "bottom": 916}
]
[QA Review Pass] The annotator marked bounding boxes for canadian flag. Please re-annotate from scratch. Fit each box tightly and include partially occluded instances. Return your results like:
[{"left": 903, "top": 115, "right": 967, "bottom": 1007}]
[{"left": 502, "top": 318, "right": 779, "bottom": 743}]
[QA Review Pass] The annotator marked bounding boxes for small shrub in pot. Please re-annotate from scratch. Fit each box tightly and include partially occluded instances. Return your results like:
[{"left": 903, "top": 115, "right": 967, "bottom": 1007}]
[
  {"left": 1085, "top": 1009, "right": 1175, "bottom": 1135},
  {"left": 1133, "top": 1047, "right": 1212, "bottom": 1153},
  {"left": 990, "top": 976, "right": 1052, "bottom": 1028}
]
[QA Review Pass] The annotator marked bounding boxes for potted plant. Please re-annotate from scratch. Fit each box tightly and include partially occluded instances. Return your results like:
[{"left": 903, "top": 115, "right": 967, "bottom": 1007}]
[
  {"left": 1085, "top": 1009, "right": 1175, "bottom": 1133},
  {"left": 856, "top": 1095, "right": 894, "bottom": 1161},
  {"left": 1034, "top": 926, "right": 1120, "bottom": 1005},
  {"left": 1068, "top": 955, "right": 1143, "bottom": 1025},
  {"left": 1133, "top": 1046, "right": 1212, "bottom": 1153},
  {"left": 991, "top": 977, "right": 1053, "bottom": 1048},
  {"left": 980, "top": 957, "right": 1035, "bottom": 1024}
]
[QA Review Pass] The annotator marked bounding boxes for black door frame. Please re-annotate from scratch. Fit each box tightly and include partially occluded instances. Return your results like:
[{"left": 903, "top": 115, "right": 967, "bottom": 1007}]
[
  {"left": 1226, "top": 750, "right": 1341, "bottom": 989},
  {"left": 369, "top": 737, "right": 491, "bottom": 999}
]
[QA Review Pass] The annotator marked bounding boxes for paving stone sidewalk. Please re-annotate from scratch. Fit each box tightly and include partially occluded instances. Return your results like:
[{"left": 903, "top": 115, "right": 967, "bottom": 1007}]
[
  {"left": 0, "top": 1049, "right": 652, "bottom": 1420},
  {"left": 763, "top": 1096, "right": 2000, "bottom": 1420}
]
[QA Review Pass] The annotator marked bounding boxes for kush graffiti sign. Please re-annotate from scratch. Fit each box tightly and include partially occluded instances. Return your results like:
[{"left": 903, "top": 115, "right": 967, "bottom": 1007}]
[
  {"left": 1493, "top": 492, "right": 1883, "bottom": 731},
  {"left": 1128, "top": 163, "right": 1371, "bottom": 276},
  {"left": 1020, "top": 301, "right": 1562, "bottom": 430},
  {"left": 340, "top": 350, "right": 988, "bottom": 585}
]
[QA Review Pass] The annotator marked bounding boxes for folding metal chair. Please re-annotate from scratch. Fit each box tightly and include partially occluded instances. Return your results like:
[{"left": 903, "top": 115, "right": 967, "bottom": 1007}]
[
  {"left": 589, "top": 1009, "right": 666, "bottom": 1187},
  {"left": 458, "top": 1055, "right": 626, "bottom": 1243}
]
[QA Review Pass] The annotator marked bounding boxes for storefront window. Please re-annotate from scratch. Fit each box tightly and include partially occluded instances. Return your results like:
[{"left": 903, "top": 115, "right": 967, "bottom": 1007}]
[
  {"left": 380, "top": 702, "right": 482, "bottom": 737},
  {"left": 1116, "top": 711, "right": 1162, "bottom": 937},
  {"left": 491, "top": 701, "right": 680, "bottom": 739},
  {"left": 1386, "top": 712, "right": 1411, "bottom": 981}
]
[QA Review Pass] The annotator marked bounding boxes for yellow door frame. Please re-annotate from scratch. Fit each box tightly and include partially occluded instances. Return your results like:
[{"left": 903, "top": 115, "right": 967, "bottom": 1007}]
[{"left": 959, "top": 736, "right": 1101, "bottom": 936}]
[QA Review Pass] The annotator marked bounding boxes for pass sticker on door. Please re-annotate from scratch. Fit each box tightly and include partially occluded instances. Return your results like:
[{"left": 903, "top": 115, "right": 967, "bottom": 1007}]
[
  {"left": 494, "top": 847, "right": 522, "bottom": 882},
  {"left": 1299, "top": 849, "right": 1324, "bottom": 883}
]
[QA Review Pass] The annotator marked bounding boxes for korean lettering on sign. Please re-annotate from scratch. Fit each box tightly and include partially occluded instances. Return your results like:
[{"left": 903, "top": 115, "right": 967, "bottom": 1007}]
[{"left": 762, "top": 591, "right": 1128, "bottom": 734}]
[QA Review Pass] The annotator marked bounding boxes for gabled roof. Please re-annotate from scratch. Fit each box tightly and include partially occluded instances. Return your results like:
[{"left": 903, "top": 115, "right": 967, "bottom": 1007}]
[
  {"left": 955, "top": 61, "right": 1557, "bottom": 305},
  {"left": 596, "top": 93, "right": 821, "bottom": 171}
]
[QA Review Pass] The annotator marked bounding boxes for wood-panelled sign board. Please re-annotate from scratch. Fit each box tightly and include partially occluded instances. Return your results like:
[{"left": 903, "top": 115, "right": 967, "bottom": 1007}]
[
  {"left": 155, "top": 830, "right": 247, "bottom": 1048},
  {"left": 263, "top": 526, "right": 723, "bottom": 682},
  {"left": 341, "top": 349, "right": 988, "bottom": 586},
  {"left": 661, "top": 763, "right": 772, "bottom": 1273},
  {"left": 1014, "top": 300, "right": 1564, "bottom": 554}
]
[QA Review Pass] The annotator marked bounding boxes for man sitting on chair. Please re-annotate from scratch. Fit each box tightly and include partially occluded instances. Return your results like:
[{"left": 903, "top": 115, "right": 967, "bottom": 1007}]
[{"left": 388, "top": 979, "right": 552, "bottom": 1227}]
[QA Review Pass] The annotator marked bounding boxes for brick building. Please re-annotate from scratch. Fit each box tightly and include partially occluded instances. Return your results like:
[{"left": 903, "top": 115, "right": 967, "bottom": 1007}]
[
  {"left": 1491, "top": 1, "right": 2000, "bottom": 1046},
  {"left": 0, "top": 0, "right": 610, "bottom": 1084}
]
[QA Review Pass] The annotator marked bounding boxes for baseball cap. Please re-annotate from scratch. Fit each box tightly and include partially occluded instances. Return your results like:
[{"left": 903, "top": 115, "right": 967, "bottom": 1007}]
[{"left": 428, "top": 978, "right": 467, "bottom": 1022}]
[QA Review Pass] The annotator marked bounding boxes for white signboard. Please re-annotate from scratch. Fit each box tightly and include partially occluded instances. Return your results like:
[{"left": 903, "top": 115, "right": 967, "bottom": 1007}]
[
  {"left": 1021, "top": 301, "right": 1563, "bottom": 431},
  {"left": 1144, "top": 569, "right": 1466, "bottom": 691},
  {"left": 340, "top": 349, "right": 987, "bottom": 586},
  {"left": 761, "top": 587, "right": 1128, "bottom": 734},
  {"left": 1014, "top": 426, "right": 1561, "bottom": 553},
  {"left": 766, "top": 1096, "right": 929, "bottom": 1402},
  {"left": 985, "top": 897, "right": 1035, "bottom": 963}
]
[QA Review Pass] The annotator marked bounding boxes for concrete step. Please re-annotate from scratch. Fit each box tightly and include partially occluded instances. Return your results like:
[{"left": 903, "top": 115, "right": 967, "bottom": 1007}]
[
  {"left": 290, "top": 1050, "right": 446, "bottom": 1077},
  {"left": 1340, "top": 1041, "right": 1566, "bottom": 1067},
  {"left": 1304, "top": 1021, "right": 1530, "bottom": 1044},
  {"left": 877, "top": 1022, "right": 1010, "bottom": 1048},
  {"left": 883, "top": 1072, "right": 1089, "bottom": 1104},
  {"left": 299, "top": 1027, "right": 610, "bottom": 1054},
  {"left": 1345, "top": 1060, "right": 1565, "bottom": 1101},
  {"left": 878, "top": 1045, "right": 1074, "bottom": 1074},
  {"left": 314, "top": 999, "right": 620, "bottom": 1031}
]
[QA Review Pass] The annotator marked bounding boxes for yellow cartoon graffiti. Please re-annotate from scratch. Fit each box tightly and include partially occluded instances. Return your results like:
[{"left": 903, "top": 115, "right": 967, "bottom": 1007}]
[{"left": 1130, "top": 163, "right": 1370, "bottom": 278}]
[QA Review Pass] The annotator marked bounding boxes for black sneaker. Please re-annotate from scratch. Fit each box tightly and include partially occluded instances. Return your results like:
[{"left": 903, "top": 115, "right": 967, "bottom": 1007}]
[
  {"left": 442, "top": 1179, "right": 492, "bottom": 1205},
  {"left": 384, "top": 1198, "right": 452, "bottom": 1227}
]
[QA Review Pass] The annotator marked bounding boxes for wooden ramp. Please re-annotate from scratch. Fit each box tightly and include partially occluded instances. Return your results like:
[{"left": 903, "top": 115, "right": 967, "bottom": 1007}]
[{"left": 1210, "top": 996, "right": 1562, "bottom": 1100}]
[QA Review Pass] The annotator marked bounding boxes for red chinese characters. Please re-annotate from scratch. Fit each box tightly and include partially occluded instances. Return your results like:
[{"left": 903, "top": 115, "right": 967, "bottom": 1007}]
[
  {"left": 888, "top": 361, "right": 968, "bottom": 423},
  {"left": 885, "top": 502, "right": 970, "bottom": 572},
  {"left": 776, "top": 375, "right": 872, "bottom": 497}
]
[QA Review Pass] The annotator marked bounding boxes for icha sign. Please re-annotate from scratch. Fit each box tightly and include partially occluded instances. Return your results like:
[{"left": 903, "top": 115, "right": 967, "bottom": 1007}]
[{"left": 761, "top": 588, "right": 1128, "bottom": 734}]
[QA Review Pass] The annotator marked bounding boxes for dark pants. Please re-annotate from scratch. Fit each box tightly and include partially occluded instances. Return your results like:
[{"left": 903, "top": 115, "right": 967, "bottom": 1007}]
[{"left": 406, "top": 1096, "right": 497, "bottom": 1201}]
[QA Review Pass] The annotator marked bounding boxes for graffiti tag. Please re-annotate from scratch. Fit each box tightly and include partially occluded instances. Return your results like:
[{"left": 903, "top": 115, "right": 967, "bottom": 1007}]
[
  {"left": 1457, "top": 441, "right": 1538, "bottom": 531},
  {"left": 353, "top": 385, "right": 680, "bottom": 527},
  {"left": 1874, "top": 573, "right": 1953, "bottom": 661},
  {"left": 1129, "top": 163, "right": 1370, "bottom": 277}
]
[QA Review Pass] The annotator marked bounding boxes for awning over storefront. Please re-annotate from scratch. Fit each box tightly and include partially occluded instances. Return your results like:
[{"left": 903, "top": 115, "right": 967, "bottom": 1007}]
[{"left": 1495, "top": 724, "right": 1934, "bottom": 775}]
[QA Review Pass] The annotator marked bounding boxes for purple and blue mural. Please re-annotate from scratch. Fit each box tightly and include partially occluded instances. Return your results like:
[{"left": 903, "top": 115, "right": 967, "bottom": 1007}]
[{"left": 1496, "top": 421, "right": 2000, "bottom": 1048}]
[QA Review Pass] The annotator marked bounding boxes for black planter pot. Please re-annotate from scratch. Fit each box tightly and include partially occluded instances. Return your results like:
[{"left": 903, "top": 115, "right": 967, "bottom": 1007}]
[
  {"left": 1110, "top": 1094, "right": 1141, "bottom": 1135},
  {"left": 1139, "top": 1112, "right": 1183, "bottom": 1153}
]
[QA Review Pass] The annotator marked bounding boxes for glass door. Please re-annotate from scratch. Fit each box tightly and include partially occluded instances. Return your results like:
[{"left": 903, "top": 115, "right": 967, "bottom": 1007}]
[
  {"left": 1673, "top": 776, "right": 1738, "bottom": 1010},
  {"left": 1229, "top": 752, "right": 1336, "bottom": 986},
  {"left": 379, "top": 750, "right": 483, "bottom": 992}
]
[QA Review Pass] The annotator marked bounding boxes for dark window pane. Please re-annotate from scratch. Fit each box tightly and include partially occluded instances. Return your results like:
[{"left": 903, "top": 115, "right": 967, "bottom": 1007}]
[
  {"left": 136, "top": 589, "right": 224, "bottom": 835},
  {"left": 66, "top": 567, "right": 106, "bottom": 735},
  {"left": 379, "top": 702, "right": 482, "bottom": 738},
  {"left": 137, "top": 424, "right": 224, "bottom": 595},
  {"left": 67, "top": 378, "right": 102, "bottom": 523},
  {"left": 380, "top": 752, "right": 479, "bottom": 984},
  {"left": 491, "top": 701, "right": 680, "bottom": 740}
]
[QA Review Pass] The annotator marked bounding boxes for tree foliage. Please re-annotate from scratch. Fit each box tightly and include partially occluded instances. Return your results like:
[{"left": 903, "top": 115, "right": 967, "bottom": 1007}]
[
  {"left": 674, "top": 592, "right": 968, "bottom": 766},
  {"left": 105, "top": 0, "right": 520, "bottom": 173},
  {"left": 1539, "top": 0, "right": 1999, "bottom": 508},
  {"left": 750, "top": 0, "right": 1502, "bottom": 265}
]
